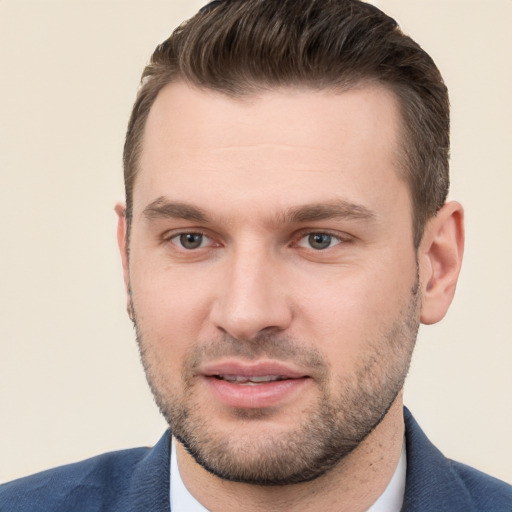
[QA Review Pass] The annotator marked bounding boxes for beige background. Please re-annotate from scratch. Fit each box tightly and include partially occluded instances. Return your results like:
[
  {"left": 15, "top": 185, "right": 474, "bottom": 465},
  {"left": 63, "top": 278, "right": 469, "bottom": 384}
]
[{"left": 1, "top": 0, "right": 511, "bottom": 484}]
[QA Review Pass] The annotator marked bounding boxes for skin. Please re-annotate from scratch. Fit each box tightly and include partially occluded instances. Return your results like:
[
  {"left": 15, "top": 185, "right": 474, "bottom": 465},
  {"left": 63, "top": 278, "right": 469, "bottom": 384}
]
[{"left": 116, "top": 82, "right": 464, "bottom": 511}]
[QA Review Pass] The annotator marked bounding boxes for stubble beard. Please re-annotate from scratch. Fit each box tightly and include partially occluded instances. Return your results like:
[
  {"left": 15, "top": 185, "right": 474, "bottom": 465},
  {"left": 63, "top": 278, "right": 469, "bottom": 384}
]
[{"left": 131, "top": 281, "right": 420, "bottom": 486}]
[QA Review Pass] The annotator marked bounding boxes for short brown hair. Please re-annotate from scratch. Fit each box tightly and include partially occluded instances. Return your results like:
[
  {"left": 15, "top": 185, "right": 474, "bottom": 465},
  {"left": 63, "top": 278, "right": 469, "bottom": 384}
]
[{"left": 123, "top": 0, "right": 449, "bottom": 247}]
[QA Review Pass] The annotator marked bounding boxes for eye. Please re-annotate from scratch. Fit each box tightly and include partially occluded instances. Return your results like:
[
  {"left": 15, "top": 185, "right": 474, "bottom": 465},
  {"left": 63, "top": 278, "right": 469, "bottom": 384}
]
[
  {"left": 297, "top": 232, "right": 343, "bottom": 250},
  {"left": 171, "top": 232, "right": 210, "bottom": 250}
]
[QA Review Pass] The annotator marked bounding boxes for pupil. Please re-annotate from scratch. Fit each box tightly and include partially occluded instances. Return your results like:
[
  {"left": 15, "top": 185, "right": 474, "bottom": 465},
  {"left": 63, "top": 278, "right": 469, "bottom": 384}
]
[
  {"left": 180, "top": 233, "right": 202, "bottom": 249},
  {"left": 309, "top": 233, "right": 331, "bottom": 250}
]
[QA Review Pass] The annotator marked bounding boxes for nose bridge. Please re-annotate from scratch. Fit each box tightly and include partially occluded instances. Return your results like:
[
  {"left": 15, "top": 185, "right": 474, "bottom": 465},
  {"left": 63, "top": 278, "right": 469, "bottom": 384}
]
[{"left": 211, "top": 240, "right": 292, "bottom": 340}]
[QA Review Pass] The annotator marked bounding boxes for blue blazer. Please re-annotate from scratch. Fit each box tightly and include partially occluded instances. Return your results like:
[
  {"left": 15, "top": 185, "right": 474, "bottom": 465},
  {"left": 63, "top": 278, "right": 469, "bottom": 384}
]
[{"left": 1, "top": 408, "right": 510, "bottom": 511}]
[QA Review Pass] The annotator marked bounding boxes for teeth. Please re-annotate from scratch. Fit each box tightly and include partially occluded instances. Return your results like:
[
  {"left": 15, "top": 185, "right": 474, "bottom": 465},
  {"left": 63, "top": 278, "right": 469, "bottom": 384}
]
[
  {"left": 247, "top": 375, "right": 282, "bottom": 383},
  {"left": 219, "top": 375, "right": 285, "bottom": 383}
]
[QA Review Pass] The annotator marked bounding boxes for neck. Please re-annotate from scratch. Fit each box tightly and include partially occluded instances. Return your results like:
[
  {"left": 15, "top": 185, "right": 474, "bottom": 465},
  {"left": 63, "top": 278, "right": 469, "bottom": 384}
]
[{"left": 176, "top": 395, "right": 405, "bottom": 512}]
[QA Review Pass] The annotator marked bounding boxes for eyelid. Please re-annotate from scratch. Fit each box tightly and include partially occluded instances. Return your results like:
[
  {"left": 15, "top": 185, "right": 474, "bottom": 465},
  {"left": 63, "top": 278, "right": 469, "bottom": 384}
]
[
  {"left": 293, "top": 229, "right": 352, "bottom": 247},
  {"left": 162, "top": 229, "right": 217, "bottom": 249},
  {"left": 160, "top": 227, "right": 352, "bottom": 250}
]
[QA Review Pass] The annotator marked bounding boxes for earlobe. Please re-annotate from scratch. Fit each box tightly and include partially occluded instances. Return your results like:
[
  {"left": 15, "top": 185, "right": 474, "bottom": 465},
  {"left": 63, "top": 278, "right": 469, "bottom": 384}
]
[
  {"left": 114, "top": 202, "right": 133, "bottom": 320},
  {"left": 419, "top": 201, "right": 464, "bottom": 325}
]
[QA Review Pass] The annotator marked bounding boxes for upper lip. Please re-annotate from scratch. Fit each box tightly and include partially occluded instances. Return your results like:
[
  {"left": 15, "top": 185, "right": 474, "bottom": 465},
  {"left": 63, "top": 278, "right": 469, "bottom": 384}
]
[{"left": 199, "top": 360, "right": 308, "bottom": 379}]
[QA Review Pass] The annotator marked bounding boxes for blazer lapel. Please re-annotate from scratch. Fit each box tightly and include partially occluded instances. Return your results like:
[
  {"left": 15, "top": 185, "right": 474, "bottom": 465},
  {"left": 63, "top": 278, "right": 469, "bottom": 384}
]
[
  {"left": 401, "top": 408, "right": 478, "bottom": 512},
  {"left": 124, "top": 430, "right": 172, "bottom": 512}
]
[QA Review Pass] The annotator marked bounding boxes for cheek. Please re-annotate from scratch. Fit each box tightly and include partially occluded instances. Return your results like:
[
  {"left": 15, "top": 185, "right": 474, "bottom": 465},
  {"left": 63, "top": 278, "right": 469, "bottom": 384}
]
[
  {"left": 292, "top": 259, "right": 416, "bottom": 356},
  {"left": 129, "top": 264, "right": 216, "bottom": 359}
]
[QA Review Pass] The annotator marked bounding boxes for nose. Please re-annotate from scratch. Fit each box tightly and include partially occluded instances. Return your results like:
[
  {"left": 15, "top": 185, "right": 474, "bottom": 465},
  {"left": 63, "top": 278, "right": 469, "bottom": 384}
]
[{"left": 209, "top": 247, "right": 293, "bottom": 341}]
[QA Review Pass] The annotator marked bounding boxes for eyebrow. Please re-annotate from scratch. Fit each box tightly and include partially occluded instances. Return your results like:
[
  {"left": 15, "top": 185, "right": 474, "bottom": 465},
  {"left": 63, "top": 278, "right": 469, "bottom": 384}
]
[
  {"left": 142, "top": 197, "right": 376, "bottom": 225},
  {"left": 142, "top": 197, "right": 207, "bottom": 222},
  {"left": 281, "top": 201, "right": 376, "bottom": 224}
]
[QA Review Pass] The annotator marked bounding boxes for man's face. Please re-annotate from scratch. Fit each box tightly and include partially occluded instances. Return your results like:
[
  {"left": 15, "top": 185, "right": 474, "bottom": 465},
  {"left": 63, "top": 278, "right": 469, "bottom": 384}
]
[{"left": 122, "top": 82, "right": 420, "bottom": 484}]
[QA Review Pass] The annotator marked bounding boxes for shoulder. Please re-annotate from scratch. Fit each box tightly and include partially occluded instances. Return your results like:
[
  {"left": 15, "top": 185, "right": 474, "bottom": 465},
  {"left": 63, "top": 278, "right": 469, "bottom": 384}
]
[
  {"left": 0, "top": 445, "right": 158, "bottom": 512},
  {"left": 403, "top": 407, "right": 512, "bottom": 512},
  {"left": 446, "top": 459, "right": 512, "bottom": 511}
]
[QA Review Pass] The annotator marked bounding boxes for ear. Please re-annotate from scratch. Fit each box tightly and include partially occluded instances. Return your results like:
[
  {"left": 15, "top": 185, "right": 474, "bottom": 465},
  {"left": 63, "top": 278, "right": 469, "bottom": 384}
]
[
  {"left": 114, "top": 202, "right": 133, "bottom": 321},
  {"left": 418, "top": 201, "right": 464, "bottom": 325}
]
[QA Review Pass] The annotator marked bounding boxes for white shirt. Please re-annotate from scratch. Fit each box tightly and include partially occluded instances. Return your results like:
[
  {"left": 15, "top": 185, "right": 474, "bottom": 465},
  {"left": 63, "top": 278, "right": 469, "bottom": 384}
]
[{"left": 170, "top": 438, "right": 406, "bottom": 512}]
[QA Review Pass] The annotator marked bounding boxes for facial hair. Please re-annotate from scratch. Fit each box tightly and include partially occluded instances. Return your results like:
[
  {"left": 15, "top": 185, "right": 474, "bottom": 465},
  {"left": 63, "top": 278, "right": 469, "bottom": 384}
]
[{"left": 131, "top": 279, "right": 420, "bottom": 486}]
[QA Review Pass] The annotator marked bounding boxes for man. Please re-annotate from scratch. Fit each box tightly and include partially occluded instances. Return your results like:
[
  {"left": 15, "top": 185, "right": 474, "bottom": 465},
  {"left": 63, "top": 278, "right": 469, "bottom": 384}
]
[{"left": 1, "top": 0, "right": 510, "bottom": 510}]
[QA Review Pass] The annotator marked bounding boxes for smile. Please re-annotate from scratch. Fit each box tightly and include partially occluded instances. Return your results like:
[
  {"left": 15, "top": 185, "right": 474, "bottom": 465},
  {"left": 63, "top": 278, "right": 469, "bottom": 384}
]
[
  {"left": 214, "top": 375, "right": 291, "bottom": 384},
  {"left": 200, "top": 363, "right": 310, "bottom": 408}
]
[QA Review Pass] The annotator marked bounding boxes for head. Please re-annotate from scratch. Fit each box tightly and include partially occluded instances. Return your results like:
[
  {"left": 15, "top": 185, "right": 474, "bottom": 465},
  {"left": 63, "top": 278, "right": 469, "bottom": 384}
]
[
  {"left": 124, "top": 0, "right": 450, "bottom": 248},
  {"left": 116, "top": 0, "right": 463, "bottom": 487}
]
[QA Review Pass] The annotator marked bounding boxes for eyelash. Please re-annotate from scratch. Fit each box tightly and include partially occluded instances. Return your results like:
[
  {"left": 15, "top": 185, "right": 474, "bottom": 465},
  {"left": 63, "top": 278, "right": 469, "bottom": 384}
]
[
  {"left": 163, "top": 229, "right": 350, "bottom": 251},
  {"left": 294, "top": 231, "right": 347, "bottom": 250},
  {"left": 165, "top": 231, "right": 214, "bottom": 250}
]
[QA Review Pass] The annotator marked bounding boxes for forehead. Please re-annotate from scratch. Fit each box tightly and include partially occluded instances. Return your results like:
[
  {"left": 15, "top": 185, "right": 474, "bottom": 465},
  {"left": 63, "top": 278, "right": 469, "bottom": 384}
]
[
  {"left": 141, "top": 81, "right": 402, "bottom": 158},
  {"left": 134, "top": 81, "right": 408, "bottom": 222}
]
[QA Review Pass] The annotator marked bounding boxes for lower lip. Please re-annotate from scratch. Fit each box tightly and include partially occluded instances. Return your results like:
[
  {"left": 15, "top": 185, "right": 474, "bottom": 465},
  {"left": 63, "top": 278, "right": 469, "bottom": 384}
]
[{"left": 204, "top": 376, "right": 310, "bottom": 409}]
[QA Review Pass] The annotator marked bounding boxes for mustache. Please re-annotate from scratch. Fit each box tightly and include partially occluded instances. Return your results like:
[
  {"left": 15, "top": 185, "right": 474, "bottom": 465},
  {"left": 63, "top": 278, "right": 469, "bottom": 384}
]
[{"left": 184, "top": 332, "right": 329, "bottom": 375}]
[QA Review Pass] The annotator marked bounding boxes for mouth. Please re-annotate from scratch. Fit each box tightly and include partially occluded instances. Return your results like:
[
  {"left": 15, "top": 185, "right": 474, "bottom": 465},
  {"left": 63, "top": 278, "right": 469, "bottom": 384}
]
[
  {"left": 200, "top": 361, "right": 310, "bottom": 408},
  {"left": 212, "top": 374, "right": 296, "bottom": 385}
]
